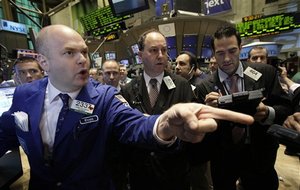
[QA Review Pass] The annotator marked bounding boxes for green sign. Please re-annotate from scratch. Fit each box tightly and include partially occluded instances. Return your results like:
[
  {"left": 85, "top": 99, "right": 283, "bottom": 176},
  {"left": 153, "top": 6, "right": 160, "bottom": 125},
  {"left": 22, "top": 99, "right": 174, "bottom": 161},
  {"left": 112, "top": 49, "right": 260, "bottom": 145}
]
[{"left": 236, "top": 12, "right": 300, "bottom": 37}]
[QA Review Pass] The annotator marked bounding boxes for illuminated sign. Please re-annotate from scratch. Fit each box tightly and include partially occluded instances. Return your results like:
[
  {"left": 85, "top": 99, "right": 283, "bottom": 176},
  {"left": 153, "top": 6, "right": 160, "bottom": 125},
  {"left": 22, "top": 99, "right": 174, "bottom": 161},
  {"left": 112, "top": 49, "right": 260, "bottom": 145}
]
[
  {"left": 91, "top": 22, "right": 126, "bottom": 37},
  {"left": 80, "top": 6, "right": 131, "bottom": 34},
  {"left": 236, "top": 12, "right": 300, "bottom": 37},
  {"left": 0, "top": 19, "right": 27, "bottom": 34},
  {"left": 105, "top": 32, "right": 119, "bottom": 41}
]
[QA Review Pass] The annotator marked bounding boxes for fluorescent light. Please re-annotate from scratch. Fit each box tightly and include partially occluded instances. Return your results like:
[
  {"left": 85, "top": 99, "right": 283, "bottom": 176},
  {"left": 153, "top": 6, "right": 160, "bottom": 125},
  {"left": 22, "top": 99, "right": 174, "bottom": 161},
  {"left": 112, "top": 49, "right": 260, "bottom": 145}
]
[{"left": 177, "top": 10, "right": 200, "bottom": 16}]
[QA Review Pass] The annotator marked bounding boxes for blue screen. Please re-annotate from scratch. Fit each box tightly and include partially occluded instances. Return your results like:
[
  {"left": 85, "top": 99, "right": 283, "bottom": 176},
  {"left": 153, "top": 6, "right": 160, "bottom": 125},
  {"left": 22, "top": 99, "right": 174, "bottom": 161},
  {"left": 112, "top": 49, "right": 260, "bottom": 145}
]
[
  {"left": 0, "top": 86, "right": 15, "bottom": 116},
  {"left": 166, "top": 36, "right": 176, "bottom": 48},
  {"left": 200, "top": 48, "right": 213, "bottom": 59},
  {"left": 168, "top": 48, "right": 177, "bottom": 60}
]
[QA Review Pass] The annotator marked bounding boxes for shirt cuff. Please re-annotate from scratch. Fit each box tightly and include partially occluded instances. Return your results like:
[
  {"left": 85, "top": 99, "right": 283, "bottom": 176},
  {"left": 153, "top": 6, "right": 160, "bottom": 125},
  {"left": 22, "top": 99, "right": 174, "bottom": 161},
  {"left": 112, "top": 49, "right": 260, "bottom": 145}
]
[
  {"left": 289, "top": 83, "right": 300, "bottom": 94},
  {"left": 260, "top": 106, "right": 275, "bottom": 125},
  {"left": 153, "top": 115, "right": 177, "bottom": 146}
]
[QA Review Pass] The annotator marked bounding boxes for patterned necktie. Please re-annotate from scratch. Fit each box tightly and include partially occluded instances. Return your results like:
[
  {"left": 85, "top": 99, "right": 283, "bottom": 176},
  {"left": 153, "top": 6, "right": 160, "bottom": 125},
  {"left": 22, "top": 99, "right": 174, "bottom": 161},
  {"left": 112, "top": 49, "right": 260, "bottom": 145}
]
[
  {"left": 149, "top": 78, "right": 159, "bottom": 108},
  {"left": 56, "top": 93, "right": 69, "bottom": 134},
  {"left": 229, "top": 74, "right": 245, "bottom": 143}
]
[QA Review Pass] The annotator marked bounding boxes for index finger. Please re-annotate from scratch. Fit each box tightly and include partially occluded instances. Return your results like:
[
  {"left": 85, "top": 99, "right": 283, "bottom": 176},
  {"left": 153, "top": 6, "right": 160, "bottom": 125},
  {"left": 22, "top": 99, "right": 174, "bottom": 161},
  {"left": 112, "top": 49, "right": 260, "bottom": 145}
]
[{"left": 195, "top": 105, "right": 254, "bottom": 125}]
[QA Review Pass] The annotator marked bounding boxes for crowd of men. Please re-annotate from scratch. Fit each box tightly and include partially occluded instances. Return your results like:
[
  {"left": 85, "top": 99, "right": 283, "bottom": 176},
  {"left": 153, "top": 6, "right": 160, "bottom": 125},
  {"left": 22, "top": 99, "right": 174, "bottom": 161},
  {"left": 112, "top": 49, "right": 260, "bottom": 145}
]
[{"left": 0, "top": 24, "right": 299, "bottom": 190}]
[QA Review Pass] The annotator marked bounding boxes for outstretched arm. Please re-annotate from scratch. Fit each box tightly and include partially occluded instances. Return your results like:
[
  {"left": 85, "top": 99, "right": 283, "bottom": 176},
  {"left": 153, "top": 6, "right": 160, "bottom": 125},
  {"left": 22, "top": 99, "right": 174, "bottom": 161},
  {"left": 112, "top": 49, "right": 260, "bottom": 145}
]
[{"left": 157, "top": 103, "right": 254, "bottom": 143}]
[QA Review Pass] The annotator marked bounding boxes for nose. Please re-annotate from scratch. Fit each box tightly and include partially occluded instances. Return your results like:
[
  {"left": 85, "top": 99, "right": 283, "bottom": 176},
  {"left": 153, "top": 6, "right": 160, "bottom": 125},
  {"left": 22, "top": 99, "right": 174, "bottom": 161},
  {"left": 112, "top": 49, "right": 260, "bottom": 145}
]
[
  {"left": 77, "top": 53, "right": 88, "bottom": 65},
  {"left": 257, "top": 57, "right": 262, "bottom": 63},
  {"left": 26, "top": 72, "right": 33, "bottom": 78},
  {"left": 224, "top": 52, "right": 231, "bottom": 62},
  {"left": 109, "top": 73, "right": 115, "bottom": 80}
]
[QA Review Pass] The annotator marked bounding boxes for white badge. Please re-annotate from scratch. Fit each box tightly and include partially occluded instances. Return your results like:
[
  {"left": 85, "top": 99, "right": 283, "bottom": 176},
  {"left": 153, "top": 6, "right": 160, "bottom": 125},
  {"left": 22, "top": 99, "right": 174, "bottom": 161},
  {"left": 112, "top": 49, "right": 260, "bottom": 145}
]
[
  {"left": 163, "top": 76, "right": 176, "bottom": 90},
  {"left": 70, "top": 100, "right": 95, "bottom": 115},
  {"left": 244, "top": 67, "right": 262, "bottom": 81}
]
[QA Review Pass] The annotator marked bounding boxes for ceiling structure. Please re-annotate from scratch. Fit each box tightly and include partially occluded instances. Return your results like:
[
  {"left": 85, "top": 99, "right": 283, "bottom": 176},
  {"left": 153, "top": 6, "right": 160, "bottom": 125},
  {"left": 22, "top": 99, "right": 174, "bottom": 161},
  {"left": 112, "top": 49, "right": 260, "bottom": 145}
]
[{"left": 28, "top": 0, "right": 65, "bottom": 9}]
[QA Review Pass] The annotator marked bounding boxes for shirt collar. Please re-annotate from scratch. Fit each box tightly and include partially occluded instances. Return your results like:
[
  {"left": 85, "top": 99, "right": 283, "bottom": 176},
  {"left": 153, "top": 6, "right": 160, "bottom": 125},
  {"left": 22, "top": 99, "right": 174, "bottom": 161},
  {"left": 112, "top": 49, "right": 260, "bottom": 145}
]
[
  {"left": 47, "top": 79, "right": 81, "bottom": 103},
  {"left": 218, "top": 61, "right": 244, "bottom": 83},
  {"left": 143, "top": 71, "right": 164, "bottom": 87}
]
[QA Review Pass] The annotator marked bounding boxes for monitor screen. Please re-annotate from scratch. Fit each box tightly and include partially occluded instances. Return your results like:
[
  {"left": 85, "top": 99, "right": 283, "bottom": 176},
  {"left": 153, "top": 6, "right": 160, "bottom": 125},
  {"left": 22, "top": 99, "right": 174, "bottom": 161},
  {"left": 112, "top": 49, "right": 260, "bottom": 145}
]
[
  {"left": 134, "top": 55, "right": 142, "bottom": 64},
  {"left": 131, "top": 44, "right": 140, "bottom": 55},
  {"left": 0, "top": 86, "right": 15, "bottom": 116},
  {"left": 108, "top": 0, "right": 150, "bottom": 17},
  {"left": 202, "top": 35, "right": 213, "bottom": 47},
  {"left": 166, "top": 36, "right": 176, "bottom": 48},
  {"left": 120, "top": 59, "right": 129, "bottom": 67},
  {"left": 104, "top": 51, "right": 116, "bottom": 60},
  {"left": 182, "top": 34, "right": 198, "bottom": 55},
  {"left": 182, "top": 47, "right": 197, "bottom": 55},
  {"left": 200, "top": 47, "right": 213, "bottom": 59},
  {"left": 80, "top": 6, "right": 131, "bottom": 34},
  {"left": 168, "top": 48, "right": 177, "bottom": 61}
]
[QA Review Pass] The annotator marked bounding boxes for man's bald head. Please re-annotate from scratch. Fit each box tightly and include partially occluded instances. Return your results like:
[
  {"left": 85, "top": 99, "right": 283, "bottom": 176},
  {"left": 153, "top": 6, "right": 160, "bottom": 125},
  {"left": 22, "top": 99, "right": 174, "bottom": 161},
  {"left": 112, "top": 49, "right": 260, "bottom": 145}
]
[{"left": 36, "top": 25, "right": 82, "bottom": 57}]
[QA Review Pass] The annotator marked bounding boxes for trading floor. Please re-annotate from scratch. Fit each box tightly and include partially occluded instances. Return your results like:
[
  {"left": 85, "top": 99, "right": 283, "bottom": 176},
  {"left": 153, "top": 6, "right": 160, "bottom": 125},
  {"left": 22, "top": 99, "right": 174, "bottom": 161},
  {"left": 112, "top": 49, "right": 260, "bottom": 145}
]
[{"left": 9, "top": 145, "right": 300, "bottom": 190}]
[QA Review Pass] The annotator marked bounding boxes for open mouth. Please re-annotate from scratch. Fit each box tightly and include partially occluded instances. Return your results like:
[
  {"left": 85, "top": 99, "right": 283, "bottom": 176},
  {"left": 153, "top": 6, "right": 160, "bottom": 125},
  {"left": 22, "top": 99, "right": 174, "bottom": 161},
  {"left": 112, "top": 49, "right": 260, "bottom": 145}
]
[{"left": 79, "top": 69, "right": 88, "bottom": 75}]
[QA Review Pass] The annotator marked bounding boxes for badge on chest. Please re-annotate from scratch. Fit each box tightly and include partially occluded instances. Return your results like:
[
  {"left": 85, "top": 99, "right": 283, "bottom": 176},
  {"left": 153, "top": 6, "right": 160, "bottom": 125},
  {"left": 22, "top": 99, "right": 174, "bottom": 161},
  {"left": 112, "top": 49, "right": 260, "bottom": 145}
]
[{"left": 70, "top": 100, "right": 95, "bottom": 115}]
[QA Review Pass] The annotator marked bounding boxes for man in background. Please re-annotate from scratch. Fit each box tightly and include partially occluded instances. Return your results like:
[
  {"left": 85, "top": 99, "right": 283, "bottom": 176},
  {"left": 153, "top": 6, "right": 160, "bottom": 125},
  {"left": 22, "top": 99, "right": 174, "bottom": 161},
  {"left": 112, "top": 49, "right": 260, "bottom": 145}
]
[
  {"left": 207, "top": 56, "right": 218, "bottom": 75},
  {"left": 14, "top": 56, "right": 44, "bottom": 85},
  {"left": 175, "top": 51, "right": 205, "bottom": 87},
  {"left": 89, "top": 67, "right": 103, "bottom": 83},
  {"left": 175, "top": 50, "right": 213, "bottom": 190},
  {"left": 0, "top": 56, "right": 44, "bottom": 87},
  {"left": 102, "top": 59, "right": 121, "bottom": 91},
  {"left": 247, "top": 46, "right": 268, "bottom": 64},
  {"left": 119, "top": 64, "right": 132, "bottom": 86},
  {"left": 121, "top": 29, "right": 194, "bottom": 190}
]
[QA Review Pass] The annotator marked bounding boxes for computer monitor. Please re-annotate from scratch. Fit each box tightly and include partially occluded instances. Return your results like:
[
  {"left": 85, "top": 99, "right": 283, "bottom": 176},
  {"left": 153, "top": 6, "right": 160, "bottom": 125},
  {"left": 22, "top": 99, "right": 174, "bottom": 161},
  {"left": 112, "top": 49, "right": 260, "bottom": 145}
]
[
  {"left": 134, "top": 55, "right": 142, "bottom": 64},
  {"left": 108, "top": 0, "right": 150, "bottom": 17},
  {"left": 104, "top": 51, "right": 116, "bottom": 60},
  {"left": 0, "top": 86, "right": 16, "bottom": 116},
  {"left": 120, "top": 59, "right": 129, "bottom": 67},
  {"left": 131, "top": 43, "right": 140, "bottom": 55}
]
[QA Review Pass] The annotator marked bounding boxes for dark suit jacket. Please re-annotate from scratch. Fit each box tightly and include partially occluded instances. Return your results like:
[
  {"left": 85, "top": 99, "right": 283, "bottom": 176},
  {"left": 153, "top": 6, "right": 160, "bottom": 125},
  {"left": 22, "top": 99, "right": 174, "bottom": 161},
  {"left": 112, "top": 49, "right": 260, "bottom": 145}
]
[
  {"left": 121, "top": 71, "right": 193, "bottom": 190},
  {"left": 193, "top": 62, "right": 292, "bottom": 188},
  {"left": 122, "top": 72, "right": 193, "bottom": 115},
  {"left": 0, "top": 77, "right": 163, "bottom": 190}
]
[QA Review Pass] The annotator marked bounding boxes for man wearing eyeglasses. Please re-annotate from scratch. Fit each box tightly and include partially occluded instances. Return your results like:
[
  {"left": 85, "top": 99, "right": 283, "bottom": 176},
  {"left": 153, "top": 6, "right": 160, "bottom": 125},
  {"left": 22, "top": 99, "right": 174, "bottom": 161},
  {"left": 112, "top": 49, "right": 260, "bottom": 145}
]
[{"left": 14, "top": 56, "right": 44, "bottom": 85}]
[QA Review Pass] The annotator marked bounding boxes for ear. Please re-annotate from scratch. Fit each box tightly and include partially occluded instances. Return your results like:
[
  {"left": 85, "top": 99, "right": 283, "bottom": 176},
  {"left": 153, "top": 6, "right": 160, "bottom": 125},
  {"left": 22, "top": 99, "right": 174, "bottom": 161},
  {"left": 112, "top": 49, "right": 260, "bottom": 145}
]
[{"left": 37, "top": 54, "right": 49, "bottom": 72}]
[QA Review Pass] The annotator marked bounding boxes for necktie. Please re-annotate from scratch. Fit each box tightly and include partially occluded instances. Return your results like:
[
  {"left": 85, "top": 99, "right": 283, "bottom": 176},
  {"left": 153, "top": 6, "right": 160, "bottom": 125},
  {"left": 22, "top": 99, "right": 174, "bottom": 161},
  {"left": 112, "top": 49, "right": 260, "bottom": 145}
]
[
  {"left": 56, "top": 93, "right": 69, "bottom": 134},
  {"left": 149, "top": 78, "right": 159, "bottom": 108},
  {"left": 44, "top": 93, "right": 69, "bottom": 165},
  {"left": 229, "top": 74, "right": 245, "bottom": 143},
  {"left": 229, "top": 74, "right": 238, "bottom": 93}
]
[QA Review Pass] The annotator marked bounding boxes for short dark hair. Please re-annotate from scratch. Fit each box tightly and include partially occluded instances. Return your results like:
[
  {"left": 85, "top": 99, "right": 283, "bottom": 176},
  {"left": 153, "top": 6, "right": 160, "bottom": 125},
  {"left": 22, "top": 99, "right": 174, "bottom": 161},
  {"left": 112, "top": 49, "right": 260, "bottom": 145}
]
[
  {"left": 138, "top": 28, "right": 165, "bottom": 51},
  {"left": 179, "top": 50, "right": 198, "bottom": 70},
  {"left": 211, "top": 25, "right": 241, "bottom": 51},
  {"left": 13, "top": 56, "right": 42, "bottom": 71},
  {"left": 248, "top": 46, "right": 268, "bottom": 59}
]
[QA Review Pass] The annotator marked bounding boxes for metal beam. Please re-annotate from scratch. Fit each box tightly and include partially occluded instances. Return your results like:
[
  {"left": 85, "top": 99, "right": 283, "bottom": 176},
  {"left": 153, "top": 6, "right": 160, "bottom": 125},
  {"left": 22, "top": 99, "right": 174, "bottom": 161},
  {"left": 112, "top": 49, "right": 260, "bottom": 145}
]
[
  {"left": 8, "top": 0, "right": 42, "bottom": 28},
  {"left": 44, "top": 0, "right": 73, "bottom": 16}
]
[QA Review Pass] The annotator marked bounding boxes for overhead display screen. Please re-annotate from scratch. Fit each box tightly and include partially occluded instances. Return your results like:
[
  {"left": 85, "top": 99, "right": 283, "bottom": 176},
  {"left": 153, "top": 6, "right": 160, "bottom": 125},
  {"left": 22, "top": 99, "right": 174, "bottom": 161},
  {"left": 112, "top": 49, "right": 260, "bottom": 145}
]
[
  {"left": 80, "top": 6, "right": 131, "bottom": 34},
  {"left": 236, "top": 12, "right": 300, "bottom": 37}
]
